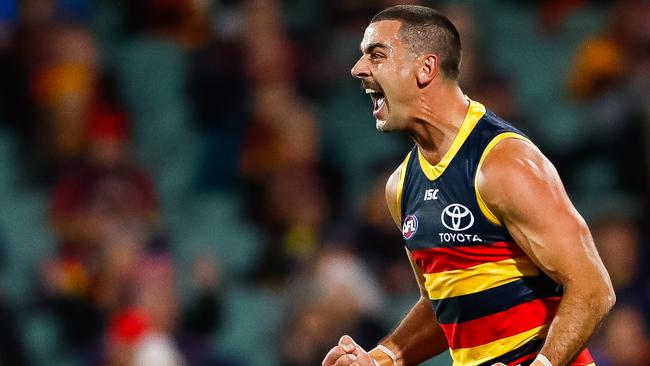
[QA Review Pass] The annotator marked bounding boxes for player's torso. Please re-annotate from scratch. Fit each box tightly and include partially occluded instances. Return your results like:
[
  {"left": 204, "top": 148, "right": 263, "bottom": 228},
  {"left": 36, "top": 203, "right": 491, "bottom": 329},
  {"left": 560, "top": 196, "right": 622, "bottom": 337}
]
[{"left": 397, "top": 100, "right": 589, "bottom": 366}]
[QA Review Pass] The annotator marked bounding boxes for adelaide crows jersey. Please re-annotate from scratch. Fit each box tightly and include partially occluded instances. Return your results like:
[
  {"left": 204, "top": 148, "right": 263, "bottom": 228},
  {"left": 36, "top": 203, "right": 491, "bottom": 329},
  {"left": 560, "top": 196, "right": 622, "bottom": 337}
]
[{"left": 395, "top": 100, "right": 594, "bottom": 366}]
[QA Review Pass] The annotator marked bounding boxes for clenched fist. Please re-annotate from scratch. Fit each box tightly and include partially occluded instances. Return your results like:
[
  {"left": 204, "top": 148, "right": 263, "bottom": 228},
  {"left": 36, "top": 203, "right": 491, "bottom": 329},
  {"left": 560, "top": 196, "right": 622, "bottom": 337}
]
[{"left": 322, "top": 335, "right": 376, "bottom": 366}]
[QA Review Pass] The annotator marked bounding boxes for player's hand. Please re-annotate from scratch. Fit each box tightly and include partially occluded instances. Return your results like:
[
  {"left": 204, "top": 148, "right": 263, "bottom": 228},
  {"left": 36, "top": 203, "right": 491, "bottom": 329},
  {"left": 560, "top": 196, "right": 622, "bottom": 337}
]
[{"left": 322, "top": 335, "right": 376, "bottom": 366}]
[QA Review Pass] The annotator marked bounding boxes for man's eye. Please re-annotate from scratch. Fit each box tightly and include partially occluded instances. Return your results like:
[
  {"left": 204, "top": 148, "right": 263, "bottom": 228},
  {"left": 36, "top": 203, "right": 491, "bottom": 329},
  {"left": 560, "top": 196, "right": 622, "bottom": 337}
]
[{"left": 371, "top": 53, "right": 384, "bottom": 60}]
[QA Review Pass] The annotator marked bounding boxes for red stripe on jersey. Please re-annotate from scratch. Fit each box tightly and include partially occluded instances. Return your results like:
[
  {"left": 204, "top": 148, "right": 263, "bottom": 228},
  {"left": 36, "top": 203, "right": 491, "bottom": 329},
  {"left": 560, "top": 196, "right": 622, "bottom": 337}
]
[
  {"left": 412, "top": 241, "right": 525, "bottom": 273},
  {"left": 506, "top": 352, "right": 537, "bottom": 366},
  {"left": 439, "top": 297, "right": 561, "bottom": 350}
]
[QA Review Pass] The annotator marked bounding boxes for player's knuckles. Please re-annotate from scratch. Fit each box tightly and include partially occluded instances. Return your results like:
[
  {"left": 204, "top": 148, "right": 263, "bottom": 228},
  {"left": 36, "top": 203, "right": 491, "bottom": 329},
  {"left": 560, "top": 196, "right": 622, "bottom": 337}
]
[
  {"left": 359, "top": 353, "right": 374, "bottom": 362},
  {"left": 352, "top": 358, "right": 374, "bottom": 366},
  {"left": 333, "top": 353, "right": 358, "bottom": 366},
  {"left": 350, "top": 360, "right": 370, "bottom": 366},
  {"left": 322, "top": 346, "right": 347, "bottom": 366},
  {"left": 353, "top": 344, "right": 367, "bottom": 356}
]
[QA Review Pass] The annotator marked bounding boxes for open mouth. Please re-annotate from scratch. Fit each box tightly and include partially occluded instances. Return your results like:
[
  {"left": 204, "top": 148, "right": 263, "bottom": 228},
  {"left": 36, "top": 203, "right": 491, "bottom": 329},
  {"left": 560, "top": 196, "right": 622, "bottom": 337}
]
[{"left": 365, "top": 88, "right": 386, "bottom": 118}]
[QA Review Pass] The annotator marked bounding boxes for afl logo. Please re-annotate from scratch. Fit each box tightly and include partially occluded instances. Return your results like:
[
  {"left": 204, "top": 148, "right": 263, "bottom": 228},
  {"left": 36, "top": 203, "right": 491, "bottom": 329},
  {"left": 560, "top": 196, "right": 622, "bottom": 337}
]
[
  {"left": 441, "top": 204, "right": 474, "bottom": 231},
  {"left": 402, "top": 215, "right": 418, "bottom": 239}
]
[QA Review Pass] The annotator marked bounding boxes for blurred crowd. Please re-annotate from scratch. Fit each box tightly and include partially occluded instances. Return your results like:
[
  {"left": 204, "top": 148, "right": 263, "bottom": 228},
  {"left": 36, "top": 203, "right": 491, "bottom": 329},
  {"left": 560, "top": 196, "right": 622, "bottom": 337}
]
[{"left": 0, "top": 0, "right": 647, "bottom": 365}]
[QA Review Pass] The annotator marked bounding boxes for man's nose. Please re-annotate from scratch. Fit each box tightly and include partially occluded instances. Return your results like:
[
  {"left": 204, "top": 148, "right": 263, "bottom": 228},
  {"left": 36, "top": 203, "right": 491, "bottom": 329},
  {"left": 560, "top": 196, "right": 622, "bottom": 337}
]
[{"left": 351, "top": 57, "right": 370, "bottom": 79}]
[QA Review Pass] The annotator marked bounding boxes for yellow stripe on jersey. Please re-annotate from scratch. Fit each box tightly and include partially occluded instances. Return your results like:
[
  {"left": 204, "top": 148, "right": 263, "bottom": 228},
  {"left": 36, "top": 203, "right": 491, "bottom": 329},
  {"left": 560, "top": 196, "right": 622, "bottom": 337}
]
[
  {"left": 474, "top": 132, "right": 533, "bottom": 226},
  {"left": 418, "top": 100, "right": 486, "bottom": 181},
  {"left": 424, "top": 257, "right": 540, "bottom": 300},
  {"left": 395, "top": 151, "right": 412, "bottom": 224},
  {"left": 450, "top": 325, "right": 549, "bottom": 366}
]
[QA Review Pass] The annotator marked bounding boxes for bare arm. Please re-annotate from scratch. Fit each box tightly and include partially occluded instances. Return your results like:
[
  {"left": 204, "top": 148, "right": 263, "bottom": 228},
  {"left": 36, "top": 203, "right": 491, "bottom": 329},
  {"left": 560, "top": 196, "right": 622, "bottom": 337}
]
[
  {"left": 367, "top": 166, "right": 448, "bottom": 366},
  {"left": 478, "top": 138, "right": 615, "bottom": 366}
]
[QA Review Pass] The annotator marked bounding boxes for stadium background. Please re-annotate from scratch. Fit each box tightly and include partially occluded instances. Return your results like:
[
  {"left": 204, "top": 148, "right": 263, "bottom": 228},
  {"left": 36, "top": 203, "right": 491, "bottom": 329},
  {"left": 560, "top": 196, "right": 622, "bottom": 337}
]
[{"left": 0, "top": 0, "right": 648, "bottom": 365}]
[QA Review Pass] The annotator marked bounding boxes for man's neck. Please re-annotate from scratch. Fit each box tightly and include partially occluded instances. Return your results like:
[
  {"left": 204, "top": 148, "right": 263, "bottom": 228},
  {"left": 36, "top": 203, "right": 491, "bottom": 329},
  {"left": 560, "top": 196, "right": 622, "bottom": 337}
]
[{"left": 407, "top": 85, "right": 469, "bottom": 166}]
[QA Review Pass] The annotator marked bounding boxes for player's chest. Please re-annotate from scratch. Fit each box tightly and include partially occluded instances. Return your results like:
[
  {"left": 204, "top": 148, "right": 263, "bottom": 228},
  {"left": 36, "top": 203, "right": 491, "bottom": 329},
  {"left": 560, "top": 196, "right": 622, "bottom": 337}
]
[{"left": 401, "top": 180, "right": 501, "bottom": 250}]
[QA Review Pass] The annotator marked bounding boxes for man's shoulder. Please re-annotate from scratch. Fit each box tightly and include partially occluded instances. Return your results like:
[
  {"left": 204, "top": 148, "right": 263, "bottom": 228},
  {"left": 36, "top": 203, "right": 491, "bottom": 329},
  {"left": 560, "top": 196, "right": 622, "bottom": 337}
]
[
  {"left": 386, "top": 148, "right": 415, "bottom": 194},
  {"left": 385, "top": 150, "right": 414, "bottom": 229},
  {"left": 476, "top": 136, "right": 559, "bottom": 215}
]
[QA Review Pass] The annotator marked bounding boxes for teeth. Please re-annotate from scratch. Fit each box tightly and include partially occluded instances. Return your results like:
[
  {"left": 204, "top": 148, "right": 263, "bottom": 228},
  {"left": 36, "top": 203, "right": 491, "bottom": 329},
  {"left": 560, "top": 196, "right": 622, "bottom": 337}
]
[{"left": 365, "top": 88, "right": 378, "bottom": 94}]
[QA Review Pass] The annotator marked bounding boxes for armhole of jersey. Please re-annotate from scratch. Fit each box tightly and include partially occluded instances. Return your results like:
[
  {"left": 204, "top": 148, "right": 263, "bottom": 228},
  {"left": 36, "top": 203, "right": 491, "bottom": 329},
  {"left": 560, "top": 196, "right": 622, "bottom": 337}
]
[
  {"left": 395, "top": 151, "right": 412, "bottom": 224},
  {"left": 475, "top": 132, "right": 532, "bottom": 227}
]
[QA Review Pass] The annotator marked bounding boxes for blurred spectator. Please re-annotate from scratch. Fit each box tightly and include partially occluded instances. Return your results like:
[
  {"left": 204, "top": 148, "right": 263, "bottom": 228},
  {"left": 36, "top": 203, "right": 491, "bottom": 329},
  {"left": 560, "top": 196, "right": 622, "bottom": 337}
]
[
  {"left": 67, "top": 245, "right": 226, "bottom": 365},
  {"left": 591, "top": 304, "right": 650, "bottom": 366},
  {"left": 443, "top": 3, "right": 481, "bottom": 94},
  {"left": 589, "top": 206, "right": 650, "bottom": 323},
  {"left": 566, "top": 0, "right": 650, "bottom": 100},
  {"left": 123, "top": 0, "right": 212, "bottom": 48},
  {"left": 239, "top": 83, "right": 319, "bottom": 182},
  {"left": 239, "top": 0, "right": 319, "bottom": 176},
  {"left": 41, "top": 226, "right": 145, "bottom": 351},
  {"left": 353, "top": 166, "right": 416, "bottom": 295},
  {"left": 239, "top": 0, "right": 332, "bottom": 286},
  {"left": 3, "top": 21, "right": 99, "bottom": 184},
  {"left": 471, "top": 73, "right": 525, "bottom": 125},
  {"left": 566, "top": 0, "right": 650, "bottom": 202},
  {"left": 42, "top": 226, "right": 228, "bottom": 363},
  {"left": 104, "top": 254, "right": 187, "bottom": 366},
  {"left": 188, "top": 12, "right": 250, "bottom": 188},
  {"left": 104, "top": 307, "right": 150, "bottom": 366},
  {"left": 102, "top": 252, "right": 226, "bottom": 366},
  {"left": 42, "top": 103, "right": 160, "bottom": 349},
  {"left": 279, "top": 245, "right": 386, "bottom": 366},
  {"left": 592, "top": 215, "right": 641, "bottom": 291},
  {"left": 567, "top": 35, "right": 625, "bottom": 101},
  {"left": 132, "top": 333, "right": 187, "bottom": 366},
  {"left": 536, "top": 0, "right": 591, "bottom": 33},
  {"left": 49, "top": 104, "right": 159, "bottom": 261},
  {"left": 248, "top": 167, "right": 330, "bottom": 286},
  {"left": 32, "top": 25, "right": 98, "bottom": 179}
]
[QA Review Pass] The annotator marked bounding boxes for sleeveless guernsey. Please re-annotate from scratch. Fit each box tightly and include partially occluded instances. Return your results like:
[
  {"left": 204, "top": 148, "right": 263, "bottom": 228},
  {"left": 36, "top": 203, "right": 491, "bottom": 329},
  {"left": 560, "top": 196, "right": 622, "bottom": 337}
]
[{"left": 395, "top": 100, "right": 594, "bottom": 366}]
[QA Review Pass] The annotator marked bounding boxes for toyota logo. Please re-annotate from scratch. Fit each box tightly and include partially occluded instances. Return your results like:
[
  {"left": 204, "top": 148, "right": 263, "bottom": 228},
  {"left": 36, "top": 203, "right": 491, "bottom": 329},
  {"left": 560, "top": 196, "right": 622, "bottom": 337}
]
[{"left": 441, "top": 204, "right": 474, "bottom": 231}]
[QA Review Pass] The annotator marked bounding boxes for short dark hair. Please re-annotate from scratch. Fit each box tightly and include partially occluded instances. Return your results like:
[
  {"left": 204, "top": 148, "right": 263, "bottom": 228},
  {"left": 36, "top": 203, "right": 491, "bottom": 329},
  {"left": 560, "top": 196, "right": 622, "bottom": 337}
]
[{"left": 371, "top": 5, "right": 462, "bottom": 80}]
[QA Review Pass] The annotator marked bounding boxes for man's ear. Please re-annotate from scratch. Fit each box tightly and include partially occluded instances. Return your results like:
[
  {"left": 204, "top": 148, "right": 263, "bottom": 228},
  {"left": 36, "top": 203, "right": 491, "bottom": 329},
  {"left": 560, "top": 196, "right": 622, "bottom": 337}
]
[{"left": 416, "top": 54, "right": 438, "bottom": 86}]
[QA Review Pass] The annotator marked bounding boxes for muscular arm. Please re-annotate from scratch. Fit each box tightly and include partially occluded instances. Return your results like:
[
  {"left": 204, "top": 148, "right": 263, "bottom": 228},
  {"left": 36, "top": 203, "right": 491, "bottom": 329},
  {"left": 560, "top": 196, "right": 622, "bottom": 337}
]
[
  {"left": 477, "top": 139, "right": 615, "bottom": 366},
  {"left": 367, "top": 166, "right": 448, "bottom": 366}
]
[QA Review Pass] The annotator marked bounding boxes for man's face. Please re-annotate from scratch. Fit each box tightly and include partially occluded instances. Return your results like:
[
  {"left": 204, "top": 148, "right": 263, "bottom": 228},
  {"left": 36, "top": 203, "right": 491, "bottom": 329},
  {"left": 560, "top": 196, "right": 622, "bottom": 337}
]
[{"left": 351, "top": 20, "right": 418, "bottom": 132}]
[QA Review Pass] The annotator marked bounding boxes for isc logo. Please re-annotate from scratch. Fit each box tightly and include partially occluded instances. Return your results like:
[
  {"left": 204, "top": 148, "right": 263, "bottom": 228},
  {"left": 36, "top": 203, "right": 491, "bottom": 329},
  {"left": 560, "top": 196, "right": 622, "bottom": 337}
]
[{"left": 424, "top": 189, "right": 439, "bottom": 201}]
